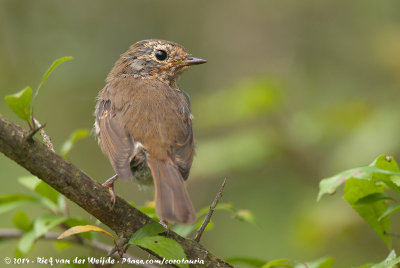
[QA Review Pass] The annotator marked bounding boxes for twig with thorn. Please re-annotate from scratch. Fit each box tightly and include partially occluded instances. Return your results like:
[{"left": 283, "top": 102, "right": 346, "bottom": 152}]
[
  {"left": 25, "top": 123, "right": 47, "bottom": 142},
  {"left": 33, "top": 118, "right": 55, "bottom": 152},
  {"left": 194, "top": 178, "right": 227, "bottom": 242}
]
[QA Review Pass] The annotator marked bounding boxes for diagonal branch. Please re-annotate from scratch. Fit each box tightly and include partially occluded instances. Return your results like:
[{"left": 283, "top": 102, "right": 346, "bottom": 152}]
[{"left": 0, "top": 115, "right": 232, "bottom": 268}]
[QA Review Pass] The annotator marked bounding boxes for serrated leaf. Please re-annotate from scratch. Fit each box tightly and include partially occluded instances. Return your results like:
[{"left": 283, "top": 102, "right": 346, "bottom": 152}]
[
  {"left": 132, "top": 236, "right": 188, "bottom": 268},
  {"left": 5, "top": 87, "right": 32, "bottom": 121},
  {"left": 262, "top": 258, "right": 292, "bottom": 268},
  {"left": 31, "top": 56, "right": 73, "bottom": 113},
  {"left": 57, "top": 225, "right": 115, "bottom": 244},
  {"left": 226, "top": 257, "right": 267, "bottom": 267},
  {"left": 0, "top": 194, "right": 38, "bottom": 214},
  {"left": 129, "top": 223, "right": 165, "bottom": 243},
  {"left": 13, "top": 211, "right": 31, "bottom": 232},
  {"left": 61, "top": 129, "right": 90, "bottom": 158},
  {"left": 344, "top": 178, "right": 391, "bottom": 246}
]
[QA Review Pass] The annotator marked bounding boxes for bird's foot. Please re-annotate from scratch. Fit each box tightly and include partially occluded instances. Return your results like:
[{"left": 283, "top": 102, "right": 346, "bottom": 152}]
[{"left": 102, "top": 174, "right": 118, "bottom": 207}]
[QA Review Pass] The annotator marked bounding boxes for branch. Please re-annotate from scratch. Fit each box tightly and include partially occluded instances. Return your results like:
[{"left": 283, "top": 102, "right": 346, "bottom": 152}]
[
  {"left": 0, "top": 229, "right": 157, "bottom": 268},
  {"left": 194, "top": 178, "right": 227, "bottom": 242},
  {"left": 0, "top": 115, "right": 232, "bottom": 268}
]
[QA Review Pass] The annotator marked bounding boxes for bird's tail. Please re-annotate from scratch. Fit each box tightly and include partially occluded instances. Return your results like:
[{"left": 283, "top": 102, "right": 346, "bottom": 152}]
[{"left": 147, "top": 157, "right": 196, "bottom": 224}]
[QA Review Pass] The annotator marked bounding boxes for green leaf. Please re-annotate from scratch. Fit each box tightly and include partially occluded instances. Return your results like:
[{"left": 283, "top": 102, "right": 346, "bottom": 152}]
[
  {"left": 31, "top": 56, "right": 73, "bottom": 113},
  {"left": 378, "top": 203, "right": 400, "bottom": 221},
  {"left": 172, "top": 224, "right": 196, "bottom": 238},
  {"left": 13, "top": 211, "right": 31, "bottom": 232},
  {"left": 131, "top": 236, "right": 188, "bottom": 268},
  {"left": 234, "top": 209, "right": 255, "bottom": 224},
  {"left": 318, "top": 167, "right": 374, "bottom": 201},
  {"left": 129, "top": 223, "right": 165, "bottom": 243},
  {"left": 17, "top": 230, "right": 36, "bottom": 255},
  {"left": 262, "top": 259, "right": 292, "bottom": 268},
  {"left": 344, "top": 178, "right": 391, "bottom": 246},
  {"left": 61, "top": 129, "right": 90, "bottom": 158},
  {"left": 0, "top": 194, "right": 38, "bottom": 214},
  {"left": 226, "top": 257, "right": 267, "bottom": 267},
  {"left": 371, "top": 155, "right": 400, "bottom": 172},
  {"left": 18, "top": 176, "right": 60, "bottom": 212},
  {"left": 34, "top": 181, "right": 60, "bottom": 205},
  {"left": 371, "top": 155, "right": 400, "bottom": 194},
  {"left": 33, "top": 215, "right": 66, "bottom": 238},
  {"left": 139, "top": 206, "right": 158, "bottom": 221},
  {"left": 298, "top": 257, "right": 334, "bottom": 268},
  {"left": 18, "top": 176, "right": 41, "bottom": 190},
  {"left": 318, "top": 155, "right": 400, "bottom": 201},
  {"left": 4, "top": 86, "right": 32, "bottom": 121},
  {"left": 173, "top": 219, "right": 215, "bottom": 237},
  {"left": 355, "top": 193, "right": 395, "bottom": 205}
]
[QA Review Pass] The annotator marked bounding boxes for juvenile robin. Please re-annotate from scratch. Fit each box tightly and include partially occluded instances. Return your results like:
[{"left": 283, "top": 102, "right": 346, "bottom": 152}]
[{"left": 95, "top": 39, "right": 206, "bottom": 225}]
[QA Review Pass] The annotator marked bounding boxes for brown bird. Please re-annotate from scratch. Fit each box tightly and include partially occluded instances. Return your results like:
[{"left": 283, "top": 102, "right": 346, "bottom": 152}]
[{"left": 95, "top": 39, "right": 206, "bottom": 225}]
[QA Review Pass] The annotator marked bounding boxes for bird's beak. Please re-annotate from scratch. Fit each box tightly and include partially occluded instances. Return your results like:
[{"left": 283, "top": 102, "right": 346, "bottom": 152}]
[{"left": 182, "top": 56, "right": 207, "bottom": 66}]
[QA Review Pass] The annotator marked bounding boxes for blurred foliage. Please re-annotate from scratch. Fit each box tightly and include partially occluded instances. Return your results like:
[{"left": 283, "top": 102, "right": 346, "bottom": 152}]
[{"left": 1, "top": 0, "right": 400, "bottom": 267}]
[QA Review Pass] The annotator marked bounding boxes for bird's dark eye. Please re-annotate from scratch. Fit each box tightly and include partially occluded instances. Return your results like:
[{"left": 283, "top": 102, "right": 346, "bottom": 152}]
[{"left": 155, "top": 50, "right": 168, "bottom": 61}]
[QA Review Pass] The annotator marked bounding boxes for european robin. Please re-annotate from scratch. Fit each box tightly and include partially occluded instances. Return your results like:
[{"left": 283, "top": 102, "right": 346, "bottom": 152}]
[{"left": 95, "top": 39, "right": 206, "bottom": 225}]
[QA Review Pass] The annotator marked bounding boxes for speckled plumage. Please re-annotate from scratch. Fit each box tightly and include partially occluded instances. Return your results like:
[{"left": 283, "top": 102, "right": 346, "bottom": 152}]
[{"left": 95, "top": 39, "right": 206, "bottom": 224}]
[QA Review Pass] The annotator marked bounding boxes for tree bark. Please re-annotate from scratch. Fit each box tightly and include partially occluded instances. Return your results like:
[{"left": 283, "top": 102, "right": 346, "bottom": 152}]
[{"left": 0, "top": 115, "right": 232, "bottom": 268}]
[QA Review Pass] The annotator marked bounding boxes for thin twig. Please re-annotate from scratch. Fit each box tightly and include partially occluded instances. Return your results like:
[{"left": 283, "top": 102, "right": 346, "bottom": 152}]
[
  {"left": 384, "top": 231, "right": 400, "bottom": 238},
  {"left": 33, "top": 118, "right": 55, "bottom": 152},
  {"left": 0, "top": 229, "right": 157, "bottom": 268},
  {"left": 194, "top": 178, "right": 227, "bottom": 242},
  {"left": 107, "top": 236, "right": 129, "bottom": 258}
]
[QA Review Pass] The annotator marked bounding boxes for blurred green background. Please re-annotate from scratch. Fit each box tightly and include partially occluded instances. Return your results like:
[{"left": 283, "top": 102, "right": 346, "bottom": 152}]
[{"left": 1, "top": 0, "right": 400, "bottom": 267}]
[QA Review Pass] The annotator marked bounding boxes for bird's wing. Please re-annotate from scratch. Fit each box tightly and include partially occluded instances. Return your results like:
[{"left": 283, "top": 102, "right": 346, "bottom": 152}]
[
  {"left": 173, "top": 91, "right": 195, "bottom": 181},
  {"left": 96, "top": 99, "right": 134, "bottom": 181}
]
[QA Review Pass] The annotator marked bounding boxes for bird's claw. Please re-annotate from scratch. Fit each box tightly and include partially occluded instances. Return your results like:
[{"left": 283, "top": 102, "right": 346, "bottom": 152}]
[{"left": 102, "top": 174, "right": 118, "bottom": 207}]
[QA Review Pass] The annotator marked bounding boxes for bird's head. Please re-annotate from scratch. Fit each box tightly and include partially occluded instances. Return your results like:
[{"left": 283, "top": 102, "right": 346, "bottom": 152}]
[{"left": 107, "top": 39, "right": 206, "bottom": 88}]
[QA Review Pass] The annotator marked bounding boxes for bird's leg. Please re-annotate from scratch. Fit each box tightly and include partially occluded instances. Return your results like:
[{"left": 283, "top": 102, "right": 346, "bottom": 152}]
[{"left": 102, "top": 174, "right": 118, "bottom": 206}]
